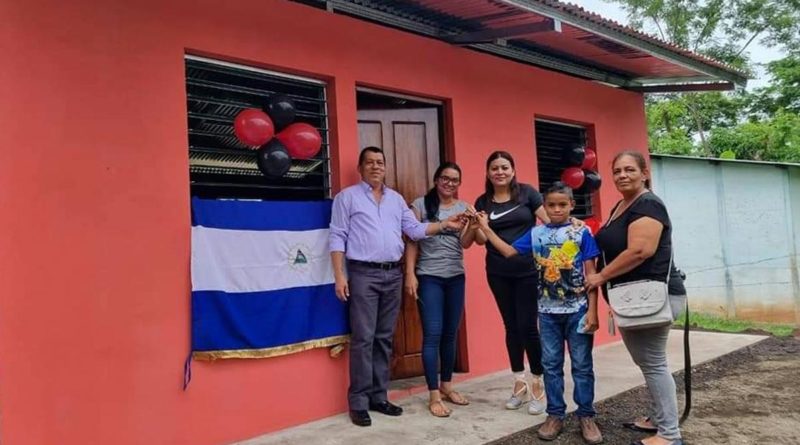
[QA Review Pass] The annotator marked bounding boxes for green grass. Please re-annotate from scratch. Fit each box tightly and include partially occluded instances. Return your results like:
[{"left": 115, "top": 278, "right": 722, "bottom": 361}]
[{"left": 674, "top": 311, "right": 796, "bottom": 337}]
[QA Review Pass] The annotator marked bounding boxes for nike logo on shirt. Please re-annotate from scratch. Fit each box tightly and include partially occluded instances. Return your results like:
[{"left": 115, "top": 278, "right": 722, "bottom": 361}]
[{"left": 489, "top": 205, "right": 521, "bottom": 220}]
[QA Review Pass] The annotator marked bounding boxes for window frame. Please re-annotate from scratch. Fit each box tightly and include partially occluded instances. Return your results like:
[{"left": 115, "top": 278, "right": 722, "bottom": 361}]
[{"left": 185, "top": 55, "right": 331, "bottom": 201}]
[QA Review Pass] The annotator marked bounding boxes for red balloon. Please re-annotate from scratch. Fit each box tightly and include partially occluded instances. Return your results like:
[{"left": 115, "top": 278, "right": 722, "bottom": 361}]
[
  {"left": 276, "top": 123, "right": 322, "bottom": 160},
  {"left": 582, "top": 149, "right": 597, "bottom": 170},
  {"left": 584, "top": 216, "right": 601, "bottom": 235},
  {"left": 234, "top": 108, "right": 275, "bottom": 147},
  {"left": 561, "top": 167, "right": 585, "bottom": 189}
]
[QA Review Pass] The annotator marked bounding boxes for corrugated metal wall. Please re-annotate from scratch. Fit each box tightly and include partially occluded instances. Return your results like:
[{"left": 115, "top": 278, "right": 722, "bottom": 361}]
[{"left": 651, "top": 156, "right": 800, "bottom": 325}]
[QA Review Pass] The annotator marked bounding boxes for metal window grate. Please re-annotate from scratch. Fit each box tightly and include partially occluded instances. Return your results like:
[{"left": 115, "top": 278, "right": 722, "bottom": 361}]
[
  {"left": 186, "top": 56, "right": 331, "bottom": 200},
  {"left": 535, "top": 120, "right": 594, "bottom": 218}
]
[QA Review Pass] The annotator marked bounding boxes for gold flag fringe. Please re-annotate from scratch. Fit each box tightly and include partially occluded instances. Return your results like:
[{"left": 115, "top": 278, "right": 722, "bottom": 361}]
[{"left": 193, "top": 335, "right": 350, "bottom": 360}]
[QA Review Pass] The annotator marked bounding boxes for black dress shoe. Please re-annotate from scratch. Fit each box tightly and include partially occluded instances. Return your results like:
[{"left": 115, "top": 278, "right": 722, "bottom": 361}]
[
  {"left": 368, "top": 400, "right": 403, "bottom": 416},
  {"left": 349, "top": 410, "right": 371, "bottom": 427}
]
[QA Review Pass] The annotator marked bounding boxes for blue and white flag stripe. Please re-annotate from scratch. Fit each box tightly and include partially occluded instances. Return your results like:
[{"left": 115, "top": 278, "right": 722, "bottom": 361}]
[
  {"left": 190, "top": 198, "right": 347, "bottom": 358},
  {"left": 192, "top": 287, "right": 343, "bottom": 351},
  {"left": 191, "top": 198, "right": 332, "bottom": 231},
  {"left": 191, "top": 227, "right": 334, "bottom": 293}
]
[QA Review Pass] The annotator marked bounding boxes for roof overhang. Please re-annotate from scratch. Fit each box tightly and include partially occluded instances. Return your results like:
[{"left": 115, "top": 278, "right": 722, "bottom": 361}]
[{"left": 293, "top": 0, "right": 747, "bottom": 92}]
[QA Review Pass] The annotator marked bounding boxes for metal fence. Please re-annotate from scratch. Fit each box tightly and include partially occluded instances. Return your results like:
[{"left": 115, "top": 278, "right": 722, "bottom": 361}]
[{"left": 650, "top": 154, "right": 800, "bottom": 325}]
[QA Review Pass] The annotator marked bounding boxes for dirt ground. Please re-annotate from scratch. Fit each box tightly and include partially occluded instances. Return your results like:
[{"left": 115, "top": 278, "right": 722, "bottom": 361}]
[{"left": 488, "top": 334, "right": 800, "bottom": 445}]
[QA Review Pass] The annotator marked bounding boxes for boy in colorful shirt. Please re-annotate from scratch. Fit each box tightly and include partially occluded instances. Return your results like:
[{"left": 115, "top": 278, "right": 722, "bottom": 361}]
[{"left": 478, "top": 182, "right": 602, "bottom": 444}]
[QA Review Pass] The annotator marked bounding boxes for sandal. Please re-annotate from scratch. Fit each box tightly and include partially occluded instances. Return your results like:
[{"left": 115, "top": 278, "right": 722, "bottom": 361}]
[
  {"left": 440, "top": 388, "right": 469, "bottom": 406},
  {"left": 623, "top": 416, "right": 658, "bottom": 433},
  {"left": 505, "top": 377, "right": 530, "bottom": 409},
  {"left": 528, "top": 375, "right": 546, "bottom": 415},
  {"left": 429, "top": 399, "right": 451, "bottom": 417}
]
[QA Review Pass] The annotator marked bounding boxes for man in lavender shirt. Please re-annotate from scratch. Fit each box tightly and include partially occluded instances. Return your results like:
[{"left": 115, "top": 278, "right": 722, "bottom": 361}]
[{"left": 330, "top": 147, "right": 464, "bottom": 427}]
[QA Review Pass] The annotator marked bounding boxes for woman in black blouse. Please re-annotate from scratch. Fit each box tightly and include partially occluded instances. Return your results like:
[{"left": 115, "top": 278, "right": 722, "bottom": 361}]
[
  {"left": 586, "top": 151, "right": 683, "bottom": 445},
  {"left": 462, "top": 150, "right": 548, "bottom": 414}
]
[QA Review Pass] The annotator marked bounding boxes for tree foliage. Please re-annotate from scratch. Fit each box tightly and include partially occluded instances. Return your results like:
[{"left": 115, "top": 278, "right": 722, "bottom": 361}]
[
  {"left": 709, "top": 111, "right": 800, "bottom": 161},
  {"left": 610, "top": 0, "right": 800, "bottom": 162},
  {"left": 748, "top": 56, "right": 800, "bottom": 116}
]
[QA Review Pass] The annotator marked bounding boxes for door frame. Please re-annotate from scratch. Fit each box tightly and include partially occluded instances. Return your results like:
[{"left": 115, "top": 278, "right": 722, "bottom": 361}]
[{"left": 355, "top": 85, "right": 470, "bottom": 375}]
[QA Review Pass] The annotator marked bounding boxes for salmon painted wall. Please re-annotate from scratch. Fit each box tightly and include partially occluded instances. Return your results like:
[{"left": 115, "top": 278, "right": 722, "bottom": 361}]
[{"left": 0, "top": 0, "right": 648, "bottom": 444}]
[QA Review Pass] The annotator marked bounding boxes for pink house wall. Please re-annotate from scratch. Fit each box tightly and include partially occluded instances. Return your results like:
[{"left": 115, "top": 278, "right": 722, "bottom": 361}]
[{"left": 0, "top": 0, "right": 649, "bottom": 444}]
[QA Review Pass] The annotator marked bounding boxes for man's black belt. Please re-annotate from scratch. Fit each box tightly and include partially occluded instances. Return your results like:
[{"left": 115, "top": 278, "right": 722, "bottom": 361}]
[{"left": 348, "top": 259, "right": 402, "bottom": 270}]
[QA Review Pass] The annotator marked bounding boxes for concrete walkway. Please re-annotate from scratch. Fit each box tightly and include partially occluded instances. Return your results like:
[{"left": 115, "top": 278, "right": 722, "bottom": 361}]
[{"left": 234, "top": 331, "right": 765, "bottom": 445}]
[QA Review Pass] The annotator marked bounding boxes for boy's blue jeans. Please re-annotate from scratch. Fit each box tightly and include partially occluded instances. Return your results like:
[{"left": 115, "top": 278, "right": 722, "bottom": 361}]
[{"left": 539, "top": 307, "right": 596, "bottom": 418}]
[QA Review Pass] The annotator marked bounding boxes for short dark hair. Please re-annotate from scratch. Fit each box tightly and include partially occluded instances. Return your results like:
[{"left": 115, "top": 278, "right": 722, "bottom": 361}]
[
  {"left": 358, "top": 146, "right": 385, "bottom": 166},
  {"left": 544, "top": 181, "right": 574, "bottom": 200}
]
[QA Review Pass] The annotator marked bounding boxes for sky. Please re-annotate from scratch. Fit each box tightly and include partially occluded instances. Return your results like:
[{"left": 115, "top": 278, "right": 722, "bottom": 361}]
[{"left": 570, "top": 0, "right": 784, "bottom": 89}]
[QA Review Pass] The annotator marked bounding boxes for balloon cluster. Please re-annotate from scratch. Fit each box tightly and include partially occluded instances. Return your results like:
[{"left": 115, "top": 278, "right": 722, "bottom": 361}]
[
  {"left": 232, "top": 95, "right": 323, "bottom": 178},
  {"left": 559, "top": 145, "right": 601, "bottom": 192}
]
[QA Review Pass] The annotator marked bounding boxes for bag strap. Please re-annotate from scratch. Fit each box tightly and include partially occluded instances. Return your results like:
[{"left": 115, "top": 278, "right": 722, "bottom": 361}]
[
  {"left": 604, "top": 191, "right": 649, "bottom": 228},
  {"left": 601, "top": 192, "right": 658, "bottom": 290},
  {"left": 601, "top": 249, "right": 672, "bottom": 287},
  {"left": 662, "top": 252, "right": 690, "bottom": 424},
  {"left": 603, "top": 200, "right": 624, "bottom": 228},
  {"left": 666, "top": 252, "right": 673, "bottom": 283},
  {"left": 679, "top": 295, "right": 691, "bottom": 424},
  {"left": 667, "top": 254, "right": 691, "bottom": 426}
]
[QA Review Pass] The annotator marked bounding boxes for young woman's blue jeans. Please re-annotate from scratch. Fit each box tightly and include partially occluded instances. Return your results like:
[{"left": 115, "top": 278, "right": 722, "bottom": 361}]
[
  {"left": 539, "top": 307, "right": 596, "bottom": 418},
  {"left": 416, "top": 274, "right": 466, "bottom": 391}
]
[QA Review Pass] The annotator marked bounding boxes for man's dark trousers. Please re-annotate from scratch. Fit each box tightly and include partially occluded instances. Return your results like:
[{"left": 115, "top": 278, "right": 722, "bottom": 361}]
[{"left": 346, "top": 261, "right": 403, "bottom": 411}]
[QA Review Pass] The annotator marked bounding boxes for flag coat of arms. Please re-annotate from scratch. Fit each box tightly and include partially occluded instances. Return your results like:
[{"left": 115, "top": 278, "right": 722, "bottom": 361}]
[{"left": 190, "top": 198, "right": 348, "bottom": 359}]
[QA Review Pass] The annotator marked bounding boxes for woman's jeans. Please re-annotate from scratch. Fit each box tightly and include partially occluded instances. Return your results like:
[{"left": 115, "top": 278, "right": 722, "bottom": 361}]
[
  {"left": 417, "top": 274, "right": 466, "bottom": 390},
  {"left": 620, "top": 325, "right": 682, "bottom": 440},
  {"left": 539, "top": 307, "right": 596, "bottom": 418}
]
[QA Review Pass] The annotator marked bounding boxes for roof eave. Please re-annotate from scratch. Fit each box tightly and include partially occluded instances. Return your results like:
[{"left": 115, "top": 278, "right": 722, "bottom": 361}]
[
  {"left": 298, "top": 0, "right": 747, "bottom": 90},
  {"left": 626, "top": 81, "right": 736, "bottom": 93},
  {"left": 497, "top": 0, "right": 749, "bottom": 87},
  {"left": 318, "top": 0, "right": 641, "bottom": 88}
]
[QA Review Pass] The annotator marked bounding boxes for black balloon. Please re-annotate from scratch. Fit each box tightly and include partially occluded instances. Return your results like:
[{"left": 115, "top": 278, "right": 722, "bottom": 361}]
[
  {"left": 256, "top": 140, "right": 292, "bottom": 177},
  {"left": 583, "top": 170, "right": 602, "bottom": 192},
  {"left": 263, "top": 95, "right": 296, "bottom": 131},
  {"left": 565, "top": 145, "right": 586, "bottom": 167}
]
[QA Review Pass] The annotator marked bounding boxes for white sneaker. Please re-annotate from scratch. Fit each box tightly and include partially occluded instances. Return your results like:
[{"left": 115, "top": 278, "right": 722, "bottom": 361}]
[
  {"left": 505, "top": 378, "right": 529, "bottom": 410},
  {"left": 528, "top": 376, "right": 546, "bottom": 415}
]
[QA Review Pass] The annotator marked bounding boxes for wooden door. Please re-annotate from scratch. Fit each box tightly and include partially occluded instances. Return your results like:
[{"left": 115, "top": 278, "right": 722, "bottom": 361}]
[{"left": 357, "top": 108, "right": 439, "bottom": 379}]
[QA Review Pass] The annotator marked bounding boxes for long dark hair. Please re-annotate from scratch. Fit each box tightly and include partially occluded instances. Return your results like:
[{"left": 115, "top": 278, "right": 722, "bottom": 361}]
[
  {"left": 612, "top": 150, "right": 651, "bottom": 189},
  {"left": 484, "top": 150, "right": 520, "bottom": 202},
  {"left": 424, "top": 162, "right": 462, "bottom": 222}
]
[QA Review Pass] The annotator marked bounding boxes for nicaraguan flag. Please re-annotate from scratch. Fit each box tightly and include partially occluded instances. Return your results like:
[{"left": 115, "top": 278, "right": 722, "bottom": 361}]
[{"left": 190, "top": 198, "right": 348, "bottom": 360}]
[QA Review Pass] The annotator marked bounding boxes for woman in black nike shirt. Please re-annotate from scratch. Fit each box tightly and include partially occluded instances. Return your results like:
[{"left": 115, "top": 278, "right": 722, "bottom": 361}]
[{"left": 462, "top": 150, "right": 549, "bottom": 414}]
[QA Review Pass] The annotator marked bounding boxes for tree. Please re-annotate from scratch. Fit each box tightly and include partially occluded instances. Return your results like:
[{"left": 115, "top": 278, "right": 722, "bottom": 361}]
[
  {"left": 644, "top": 91, "right": 748, "bottom": 156},
  {"left": 709, "top": 110, "right": 800, "bottom": 161},
  {"left": 610, "top": 0, "right": 800, "bottom": 162},
  {"left": 748, "top": 55, "right": 800, "bottom": 116},
  {"left": 612, "top": 0, "right": 800, "bottom": 59}
]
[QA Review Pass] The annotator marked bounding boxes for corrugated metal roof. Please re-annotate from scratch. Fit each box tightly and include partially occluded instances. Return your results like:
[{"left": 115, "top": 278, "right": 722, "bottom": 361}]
[
  {"left": 528, "top": 0, "right": 746, "bottom": 77},
  {"left": 295, "top": 0, "right": 747, "bottom": 91}
]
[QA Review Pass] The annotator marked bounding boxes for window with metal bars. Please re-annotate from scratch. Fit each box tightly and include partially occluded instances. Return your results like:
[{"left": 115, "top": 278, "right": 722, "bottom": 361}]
[
  {"left": 185, "top": 56, "right": 330, "bottom": 200},
  {"left": 534, "top": 119, "right": 594, "bottom": 218}
]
